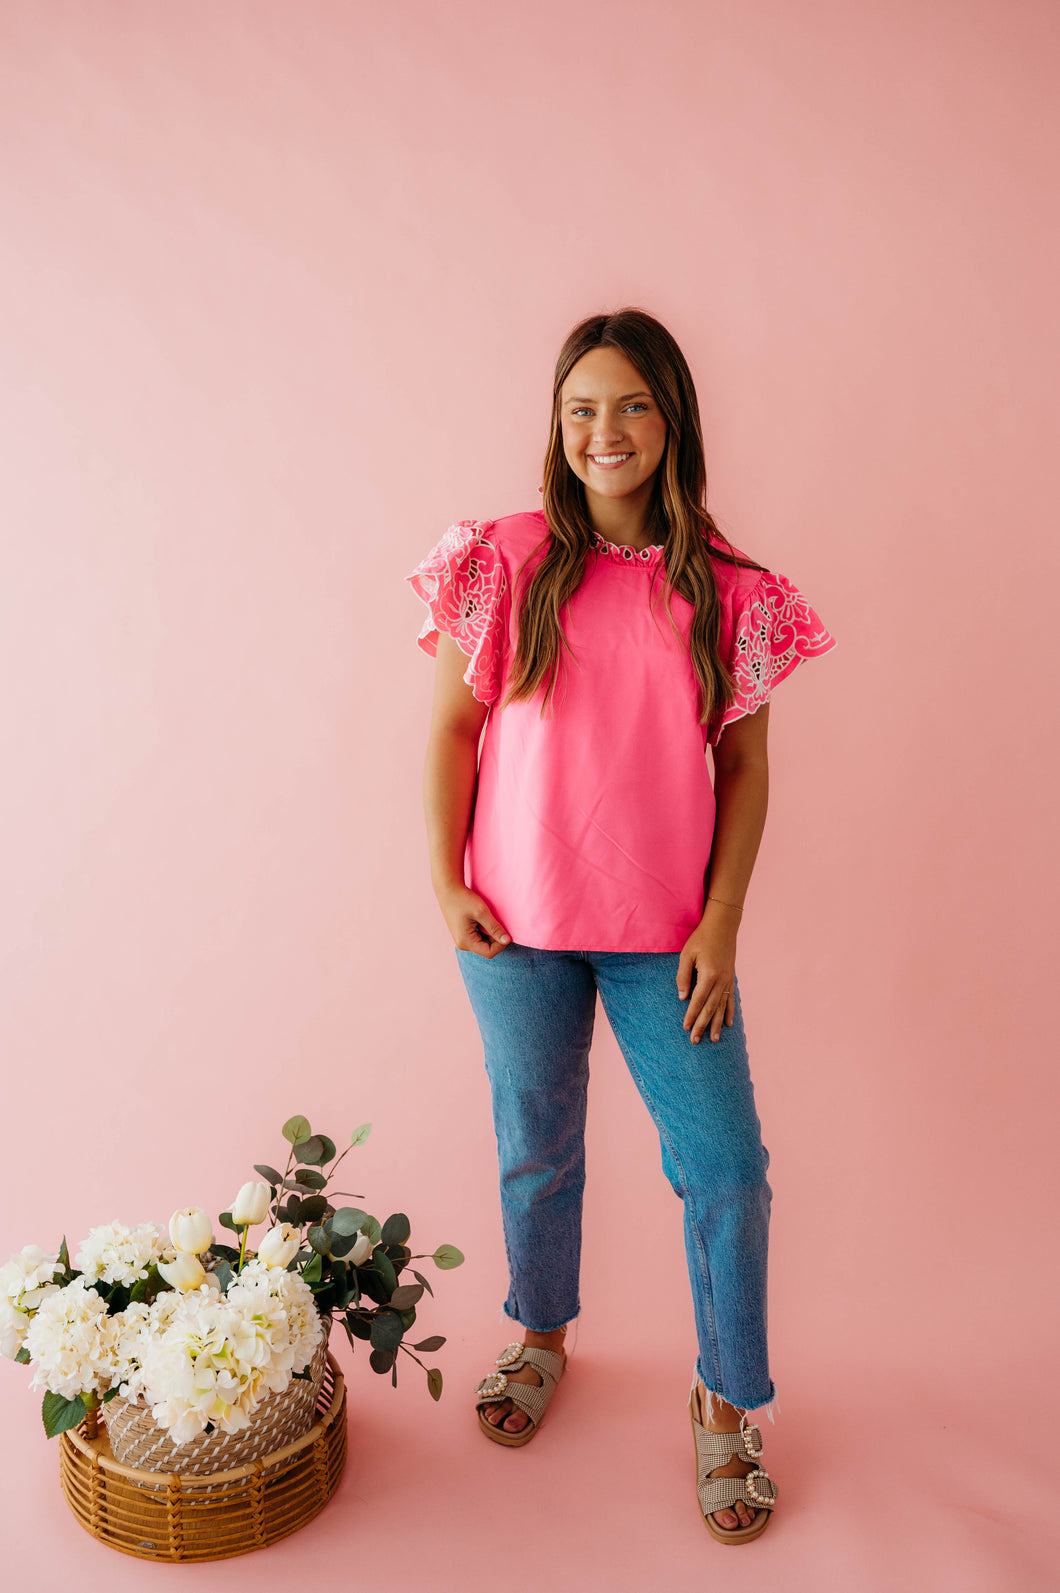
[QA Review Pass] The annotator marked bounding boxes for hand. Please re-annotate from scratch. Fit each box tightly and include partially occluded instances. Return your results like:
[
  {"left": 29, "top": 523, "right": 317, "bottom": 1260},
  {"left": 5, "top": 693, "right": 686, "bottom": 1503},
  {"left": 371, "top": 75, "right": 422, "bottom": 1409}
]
[
  {"left": 436, "top": 882, "right": 511, "bottom": 957},
  {"left": 677, "top": 920, "right": 738, "bottom": 1043}
]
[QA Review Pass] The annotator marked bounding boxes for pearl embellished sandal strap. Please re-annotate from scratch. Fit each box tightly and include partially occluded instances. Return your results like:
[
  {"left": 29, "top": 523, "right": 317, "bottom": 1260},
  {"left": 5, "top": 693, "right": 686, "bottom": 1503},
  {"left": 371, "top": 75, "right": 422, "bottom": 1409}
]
[
  {"left": 473, "top": 1343, "right": 566, "bottom": 1424},
  {"left": 697, "top": 1471, "right": 778, "bottom": 1514}
]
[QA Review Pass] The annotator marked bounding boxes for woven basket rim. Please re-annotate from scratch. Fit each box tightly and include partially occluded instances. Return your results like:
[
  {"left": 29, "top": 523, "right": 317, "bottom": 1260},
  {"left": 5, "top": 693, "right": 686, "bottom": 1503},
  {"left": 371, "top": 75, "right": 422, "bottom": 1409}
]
[{"left": 62, "top": 1351, "right": 346, "bottom": 1489}]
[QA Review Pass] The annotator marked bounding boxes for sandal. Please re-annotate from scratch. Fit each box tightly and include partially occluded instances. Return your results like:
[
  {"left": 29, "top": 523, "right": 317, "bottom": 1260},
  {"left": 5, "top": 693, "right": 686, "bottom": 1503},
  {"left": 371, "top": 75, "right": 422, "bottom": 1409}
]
[
  {"left": 474, "top": 1341, "right": 567, "bottom": 1447},
  {"left": 690, "top": 1384, "right": 779, "bottom": 1544}
]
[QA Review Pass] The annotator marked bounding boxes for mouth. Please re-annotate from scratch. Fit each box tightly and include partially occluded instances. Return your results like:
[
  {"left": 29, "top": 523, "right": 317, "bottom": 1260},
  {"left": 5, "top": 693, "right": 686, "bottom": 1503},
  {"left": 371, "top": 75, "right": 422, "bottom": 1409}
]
[{"left": 588, "top": 453, "right": 633, "bottom": 469}]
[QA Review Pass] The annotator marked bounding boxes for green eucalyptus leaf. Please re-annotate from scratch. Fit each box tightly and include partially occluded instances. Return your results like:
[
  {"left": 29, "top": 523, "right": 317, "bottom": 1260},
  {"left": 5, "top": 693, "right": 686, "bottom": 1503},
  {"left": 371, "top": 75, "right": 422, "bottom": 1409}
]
[
  {"left": 102, "top": 1387, "right": 120, "bottom": 1403},
  {"left": 369, "top": 1346, "right": 395, "bottom": 1374},
  {"left": 411, "top": 1269, "right": 434, "bottom": 1298},
  {"left": 254, "top": 1164, "right": 284, "bottom": 1185},
  {"left": 317, "top": 1135, "right": 337, "bottom": 1163},
  {"left": 381, "top": 1213, "right": 411, "bottom": 1247},
  {"left": 42, "top": 1391, "right": 87, "bottom": 1439},
  {"left": 350, "top": 1123, "right": 372, "bottom": 1147},
  {"left": 293, "top": 1135, "right": 327, "bottom": 1166},
  {"left": 218, "top": 1210, "right": 239, "bottom": 1233},
  {"left": 293, "top": 1169, "right": 327, "bottom": 1190},
  {"left": 370, "top": 1309, "right": 404, "bottom": 1353},
  {"left": 15, "top": 1345, "right": 31, "bottom": 1364},
  {"left": 344, "top": 1312, "right": 372, "bottom": 1341},
  {"left": 361, "top": 1215, "right": 382, "bottom": 1246},
  {"left": 371, "top": 1246, "right": 398, "bottom": 1295},
  {"left": 390, "top": 1283, "right": 423, "bottom": 1310},
  {"left": 329, "top": 1208, "right": 369, "bottom": 1237},
  {"left": 57, "top": 1237, "right": 70, "bottom": 1272},
  {"left": 301, "top": 1252, "right": 323, "bottom": 1285},
  {"left": 412, "top": 1335, "right": 446, "bottom": 1352},
  {"left": 307, "top": 1226, "right": 331, "bottom": 1255},
  {"left": 432, "top": 1244, "right": 465, "bottom": 1270},
  {"left": 297, "top": 1195, "right": 327, "bottom": 1224},
  {"left": 282, "top": 1115, "right": 312, "bottom": 1146},
  {"left": 427, "top": 1367, "right": 443, "bottom": 1402},
  {"left": 212, "top": 1260, "right": 234, "bottom": 1293},
  {"left": 327, "top": 1232, "right": 357, "bottom": 1259}
]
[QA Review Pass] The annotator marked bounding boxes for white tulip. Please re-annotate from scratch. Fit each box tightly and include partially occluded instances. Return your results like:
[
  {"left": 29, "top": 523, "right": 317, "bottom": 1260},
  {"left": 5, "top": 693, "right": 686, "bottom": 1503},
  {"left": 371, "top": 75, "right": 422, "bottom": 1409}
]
[
  {"left": 255, "top": 1225, "right": 300, "bottom": 1270},
  {"left": 168, "top": 1208, "right": 214, "bottom": 1255},
  {"left": 158, "top": 1252, "right": 207, "bottom": 1292},
  {"left": 231, "top": 1182, "right": 271, "bottom": 1228},
  {"left": 348, "top": 1231, "right": 374, "bottom": 1267}
]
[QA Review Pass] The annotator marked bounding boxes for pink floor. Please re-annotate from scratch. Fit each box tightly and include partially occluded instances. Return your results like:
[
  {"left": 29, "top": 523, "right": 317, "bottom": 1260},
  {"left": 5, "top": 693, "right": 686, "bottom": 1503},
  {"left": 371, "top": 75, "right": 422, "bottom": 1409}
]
[{"left": 5, "top": 1328, "right": 1055, "bottom": 1592}]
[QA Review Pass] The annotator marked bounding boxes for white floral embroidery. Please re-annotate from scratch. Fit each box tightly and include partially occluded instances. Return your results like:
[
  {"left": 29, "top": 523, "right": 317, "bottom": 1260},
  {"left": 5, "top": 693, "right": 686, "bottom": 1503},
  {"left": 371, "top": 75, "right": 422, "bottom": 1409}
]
[
  {"left": 590, "top": 530, "right": 665, "bottom": 563},
  {"left": 710, "top": 571, "right": 836, "bottom": 744},
  {"left": 404, "top": 520, "right": 507, "bottom": 706}
]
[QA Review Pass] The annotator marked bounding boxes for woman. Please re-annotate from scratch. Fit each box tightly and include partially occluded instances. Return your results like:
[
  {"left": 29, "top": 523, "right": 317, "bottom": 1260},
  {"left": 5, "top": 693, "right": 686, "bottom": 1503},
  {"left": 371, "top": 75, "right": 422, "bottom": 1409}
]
[{"left": 404, "top": 308, "right": 836, "bottom": 1544}]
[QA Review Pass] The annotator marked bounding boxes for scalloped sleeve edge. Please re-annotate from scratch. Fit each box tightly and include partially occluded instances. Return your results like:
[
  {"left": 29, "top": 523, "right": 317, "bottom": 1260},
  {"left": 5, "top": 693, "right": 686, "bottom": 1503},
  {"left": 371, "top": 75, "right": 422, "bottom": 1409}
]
[
  {"left": 707, "top": 570, "right": 837, "bottom": 747},
  {"left": 403, "top": 519, "right": 507, "bottom": 707}
]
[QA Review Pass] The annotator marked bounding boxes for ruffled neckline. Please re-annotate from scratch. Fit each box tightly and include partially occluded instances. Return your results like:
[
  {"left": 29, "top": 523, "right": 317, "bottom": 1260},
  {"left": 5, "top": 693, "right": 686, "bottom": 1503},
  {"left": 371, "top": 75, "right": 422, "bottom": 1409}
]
[{"left": 590, "top": 529, "right": 666, "bottom": 567}]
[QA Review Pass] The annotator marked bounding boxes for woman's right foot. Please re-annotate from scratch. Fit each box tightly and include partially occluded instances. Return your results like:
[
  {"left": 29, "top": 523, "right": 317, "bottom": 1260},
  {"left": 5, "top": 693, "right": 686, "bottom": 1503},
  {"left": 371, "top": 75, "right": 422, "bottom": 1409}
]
[{"left": 481, "top": 1324, "right": 568, "bottom": 1434}]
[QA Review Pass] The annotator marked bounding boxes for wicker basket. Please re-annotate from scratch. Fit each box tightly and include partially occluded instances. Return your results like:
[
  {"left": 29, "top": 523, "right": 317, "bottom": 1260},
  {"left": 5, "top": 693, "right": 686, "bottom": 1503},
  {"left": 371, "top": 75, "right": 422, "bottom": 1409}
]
[
  {"left": 103, "top": 1320, "right": 332, "bottom": 1478},
  {"left": 59, "top": 1351, "right": 347, "bottom": 1561}
]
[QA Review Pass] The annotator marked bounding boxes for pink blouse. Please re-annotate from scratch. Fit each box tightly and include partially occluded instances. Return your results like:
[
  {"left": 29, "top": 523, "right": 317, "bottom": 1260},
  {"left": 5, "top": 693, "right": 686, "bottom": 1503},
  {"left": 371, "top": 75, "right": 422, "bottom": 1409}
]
[{"left": 404, "top": 509, "right": 836, "bottom": 953}]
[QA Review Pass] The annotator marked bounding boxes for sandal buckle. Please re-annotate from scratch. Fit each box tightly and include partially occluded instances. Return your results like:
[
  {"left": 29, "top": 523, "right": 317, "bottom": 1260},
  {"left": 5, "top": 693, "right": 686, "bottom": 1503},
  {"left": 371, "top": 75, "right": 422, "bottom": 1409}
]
[
  {"left": 745, "top": 1468, "right": 777, "bottom": 1506},
  {"left": 495, "top": 1342, "right": 524, "bottom": 1368},
  {"left": 476, "top": 1370, "right": 509, "bottom": 1398}
]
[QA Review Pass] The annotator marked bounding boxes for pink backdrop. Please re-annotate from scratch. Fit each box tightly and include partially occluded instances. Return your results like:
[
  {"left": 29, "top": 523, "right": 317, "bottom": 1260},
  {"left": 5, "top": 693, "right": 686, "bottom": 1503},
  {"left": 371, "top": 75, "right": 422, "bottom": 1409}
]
[{"left": 1, "top": 3, "right": 1056, "bottom": 1588}]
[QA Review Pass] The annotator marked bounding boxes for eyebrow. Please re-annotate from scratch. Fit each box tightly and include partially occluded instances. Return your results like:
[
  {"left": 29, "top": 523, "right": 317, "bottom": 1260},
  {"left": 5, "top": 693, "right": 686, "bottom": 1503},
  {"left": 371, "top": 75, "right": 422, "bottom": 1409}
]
[{"left": 564, "top": 391, "right": 652, "bottom": 405}]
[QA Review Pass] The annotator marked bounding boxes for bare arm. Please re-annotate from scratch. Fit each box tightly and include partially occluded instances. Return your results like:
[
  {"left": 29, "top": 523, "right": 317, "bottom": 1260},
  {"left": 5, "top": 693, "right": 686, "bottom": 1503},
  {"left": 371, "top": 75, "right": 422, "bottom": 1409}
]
[
  {"left": 677, "top": 702, "right": 770, "bottom": 1043},
  {"left": 422, "top": 632, "right": 511, "bottom": 955}
]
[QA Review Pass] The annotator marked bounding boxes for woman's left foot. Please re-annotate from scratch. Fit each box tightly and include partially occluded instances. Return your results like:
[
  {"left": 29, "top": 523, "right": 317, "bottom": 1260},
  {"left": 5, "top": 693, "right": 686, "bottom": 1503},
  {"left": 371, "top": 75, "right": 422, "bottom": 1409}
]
[{"left": 691, "top": 1378, "right": 761, "bottom": 1532}]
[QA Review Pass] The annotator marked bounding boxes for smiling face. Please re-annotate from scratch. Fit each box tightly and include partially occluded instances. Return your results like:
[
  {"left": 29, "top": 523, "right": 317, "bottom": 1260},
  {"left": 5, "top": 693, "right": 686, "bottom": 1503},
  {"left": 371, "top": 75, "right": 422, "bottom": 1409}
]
[{"left": 559, "top": 346, "right": 668, "bottom": 515}]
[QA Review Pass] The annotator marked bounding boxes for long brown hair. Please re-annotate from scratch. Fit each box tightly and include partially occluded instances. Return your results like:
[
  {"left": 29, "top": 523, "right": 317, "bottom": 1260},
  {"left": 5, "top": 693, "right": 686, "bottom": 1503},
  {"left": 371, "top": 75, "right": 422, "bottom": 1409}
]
[{"left": 501, "top": 307, "right": 766, "bottom": 726}]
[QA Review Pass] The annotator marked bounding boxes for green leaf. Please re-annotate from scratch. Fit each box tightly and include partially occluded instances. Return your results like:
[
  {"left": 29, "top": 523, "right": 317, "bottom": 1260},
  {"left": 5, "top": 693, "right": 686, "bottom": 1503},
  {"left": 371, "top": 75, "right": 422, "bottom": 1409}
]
[
  {"left": 57, "top": 1236, "right": 70, "bottom": 1272},
  {"left": 381, "top": 1213, "right": 411, "bottom": 1247},
  {"left": 293, "top": 1169, "right": 327, "bottom": 1190},
  {"left": 15, "top": 1345, "right": 31, "bottom": 1364},
  {"left": 370, "top": 1309, "right": 404, "bottom": 1353},
  {"left": 294, "top": 1135, "right": 327, "bottom": 1166},
  {"left": 371, "top": 1246, "right": 398, "bottom": 1295},
  {"left": 296, "top": 1195, "right": 328, "bottom": 1224},
  {"left": 390, "top": 1283, "right": 424, "bottom": 1310},
  {"left": 350, "top": 1123, "right": 372, "bottom": 1147},
  {"left": 282, "top": 1115, "right": 312, "bottom": 1146},
  {"left": 307, "top": 1226, "right": 331, "bottom": 1255},
  {"left": 292, "top": 1365, "right": 313, "bottom": 1380},
  {"left": 412, "top": 1334, "right": 446, "bottom": 1353},
  {"left": 218, "top": 1210, "right": 239, "bottom": 1233},
  {"left": 317, "top": 1135, "right": 337, "bottom": 1164},
  {"left": 329, "top": 1207, "right": 369, "bottom": 1237},
  {"left": 42, "top": 1391, "right": 87, "bottom": 1439},
  {"left": 301, "top": 1252, "right": 323, "bottom": 1284},
  {"left": 327, "top": 1231, "right": 358, "bottom": 1259},
  {"left": 361, "top": 1215, "right": 382, "bottom": 1246},
  {"left": 427, "top": 1367, "right": 443, "bottom": 1402},
  {"left": 411, "top": 1269, "right": 434, "bottom": 1298},
  {"left": 344, "top": 1312, "right": 372, "bottom": 1341},
  {"left": 212, "top": 1260, "right": 234, "bottom": 1293},
  {"left": 102, "top": 1387, "right": 120, "bottom": 1404},
  {"left": 369, "top": 1346, "right": 395, "bottom": 1374},
  {"left": 432, "top": 1244, "right": 465, "bottom": 1270},
  {"left": 254, "top": 1164, "right": 284, "bottom": 1185}
]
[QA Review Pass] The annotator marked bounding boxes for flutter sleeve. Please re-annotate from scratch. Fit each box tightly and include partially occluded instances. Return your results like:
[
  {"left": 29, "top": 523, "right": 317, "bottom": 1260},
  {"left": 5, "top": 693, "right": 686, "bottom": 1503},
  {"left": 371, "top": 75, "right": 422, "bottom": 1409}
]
[
  {"left": 707, "top": 569, "right": 837, "bottom": 746},
  {"left": 403, "top": 518, "right": 508, "bottom": 707}
]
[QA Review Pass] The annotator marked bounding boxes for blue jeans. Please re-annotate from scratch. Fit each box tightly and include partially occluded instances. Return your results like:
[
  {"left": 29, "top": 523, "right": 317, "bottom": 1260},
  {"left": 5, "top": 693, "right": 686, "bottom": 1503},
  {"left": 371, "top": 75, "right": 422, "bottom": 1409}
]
[{"left": 455, "top": 941, "right": 776, "bottom": 1413}]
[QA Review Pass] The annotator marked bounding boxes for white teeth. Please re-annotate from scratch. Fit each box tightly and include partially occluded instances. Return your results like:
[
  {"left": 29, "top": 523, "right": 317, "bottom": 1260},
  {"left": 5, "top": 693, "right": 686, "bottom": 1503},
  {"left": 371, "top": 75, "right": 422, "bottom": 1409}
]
[{"left": 590, "top": 454, "right": 630, "bottom": 464}]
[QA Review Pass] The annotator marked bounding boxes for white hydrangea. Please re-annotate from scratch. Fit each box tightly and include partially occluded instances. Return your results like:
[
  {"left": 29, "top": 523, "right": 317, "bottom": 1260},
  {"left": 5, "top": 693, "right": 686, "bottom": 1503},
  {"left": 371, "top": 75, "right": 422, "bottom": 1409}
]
[
  {"left": 73, "top": 1221, "right": 166, "bottom": 1288},
  {"left": 229, "top": 1259, "right": 323, "bottom": 1376},
  {"left": 0, "top": 1244, "right": 62, "bottom": 1360},
  {"left": 24, "top": 1278, "right": 120, "bottom": 1400},
  {"left": 125, "top": 1268, "right": 325, "bottom": 1446}
]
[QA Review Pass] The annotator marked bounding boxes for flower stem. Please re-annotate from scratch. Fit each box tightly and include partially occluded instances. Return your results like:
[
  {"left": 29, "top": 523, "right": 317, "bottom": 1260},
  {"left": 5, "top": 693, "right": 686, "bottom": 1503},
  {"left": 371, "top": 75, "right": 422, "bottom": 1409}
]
[{"left": 237, "top": 1225, "right": 249, "bottom": 1272}]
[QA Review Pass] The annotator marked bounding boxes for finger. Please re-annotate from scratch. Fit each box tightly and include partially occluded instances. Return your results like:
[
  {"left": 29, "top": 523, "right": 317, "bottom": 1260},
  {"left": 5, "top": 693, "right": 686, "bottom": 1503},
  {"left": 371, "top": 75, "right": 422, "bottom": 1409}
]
[
  {"left": 676, "top": 952, "right": 695, "bottom": 1001},
  {"left": 690, "top": 989, "right": 721, "bottom": 1044},
  {"left": 726, "top": 985, "right": 735, "bottom": 1026},
  {"left": 710, "top": 987, "right": 733, "bottom": 1042}
]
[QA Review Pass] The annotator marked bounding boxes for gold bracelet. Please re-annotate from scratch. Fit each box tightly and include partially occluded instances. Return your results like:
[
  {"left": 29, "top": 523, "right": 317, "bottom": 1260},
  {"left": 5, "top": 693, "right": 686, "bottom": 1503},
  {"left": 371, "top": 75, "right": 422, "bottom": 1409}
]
[{"left": 706, "top": 896, "right": 744, "bottom": 912}]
